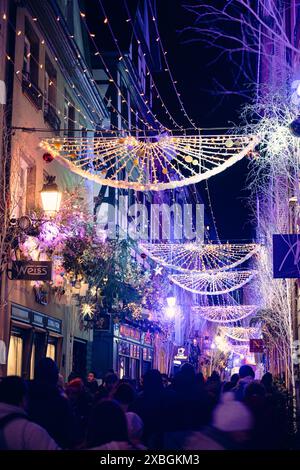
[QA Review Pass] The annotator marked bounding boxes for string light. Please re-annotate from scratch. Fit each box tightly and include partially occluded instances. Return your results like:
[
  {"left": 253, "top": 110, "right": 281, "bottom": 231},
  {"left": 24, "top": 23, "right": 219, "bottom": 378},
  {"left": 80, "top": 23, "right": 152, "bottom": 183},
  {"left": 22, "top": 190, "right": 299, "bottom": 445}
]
[
  {"left": 169, "top": 270, "right": 257, "bottom": 295},
  {"left": 219, "top": 326, "right": 261, "bottom": 342},
  {"left": 139, "top": 242, "right": 259, "bottom": 272},
  {"left": 192, "top": 305, "right": 258, "bottom": 323},
  {"left": 40, "top": 134, "right": 257, "bottom": 191}
]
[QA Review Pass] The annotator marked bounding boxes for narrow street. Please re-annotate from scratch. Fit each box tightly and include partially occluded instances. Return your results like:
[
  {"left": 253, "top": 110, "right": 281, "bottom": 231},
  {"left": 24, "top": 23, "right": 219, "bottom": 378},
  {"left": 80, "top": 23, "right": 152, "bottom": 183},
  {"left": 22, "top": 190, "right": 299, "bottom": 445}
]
[{"left": 0, "top": 0, "right": 299, "bottom": 457}]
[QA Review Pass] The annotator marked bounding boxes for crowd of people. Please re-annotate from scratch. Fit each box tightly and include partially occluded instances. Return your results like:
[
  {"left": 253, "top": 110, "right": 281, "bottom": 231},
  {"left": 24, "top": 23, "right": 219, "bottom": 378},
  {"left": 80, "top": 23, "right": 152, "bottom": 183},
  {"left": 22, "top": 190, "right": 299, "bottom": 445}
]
[{"left": 0, "top": 358, "right": 294, "bottom": 450}]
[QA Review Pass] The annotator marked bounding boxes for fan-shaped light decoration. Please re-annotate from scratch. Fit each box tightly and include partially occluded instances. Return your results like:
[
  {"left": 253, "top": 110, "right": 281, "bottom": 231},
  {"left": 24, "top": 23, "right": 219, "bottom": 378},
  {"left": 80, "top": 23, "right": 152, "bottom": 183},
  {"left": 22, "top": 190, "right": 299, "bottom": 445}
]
[
  {"left": 40, "top": 134, "right": 257, "bottom": 191},
  {"left": 219, "top": 326, "right": 261, "bottom": 342},
  {"left": 192, "top": 305, "right": 257, "bottom": 323},
  {"left": 230, "top": 344, "right": 250, "bottom": 357},
  {"left": 169, "top": 270, "right": 257, "bottom": 294},
  {"left": 140, "top": 242, "right": 259, "bottom": 273}
]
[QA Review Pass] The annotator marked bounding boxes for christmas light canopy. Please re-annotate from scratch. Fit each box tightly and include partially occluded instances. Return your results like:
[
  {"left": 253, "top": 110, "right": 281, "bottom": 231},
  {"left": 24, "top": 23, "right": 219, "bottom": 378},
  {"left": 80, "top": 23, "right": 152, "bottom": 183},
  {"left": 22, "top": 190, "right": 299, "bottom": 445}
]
[
  {"left": 219, "top": 326, "right": 261, "bottom": 342},
  {"left": 40, "top": 134, "right": 257, "bottom": 191},
  {"left": 140, "top": 242, "right": 259, "bottom": 273},
  {"left": 169, "top": 270, "right": 257, "bottom": 294},
  {"left": 192, "top": 305, "right": 258, "bottom": 323}
]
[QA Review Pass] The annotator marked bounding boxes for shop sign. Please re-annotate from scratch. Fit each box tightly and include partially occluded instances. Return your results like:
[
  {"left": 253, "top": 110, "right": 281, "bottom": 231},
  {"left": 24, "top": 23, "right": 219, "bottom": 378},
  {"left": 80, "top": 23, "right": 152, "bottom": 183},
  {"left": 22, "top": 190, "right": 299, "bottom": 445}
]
[
  {"left": 119, "top": 324, "right": 141, "bottom": 341},
  {"left": 249, "top": 338, "right": 264, "bottom": 353},
  {"left": 273, "top": 234, "right": 300, "bottom": 278},
  {"left": 10, "top": 261, "right": 52, "bottom": 281},
  {"left": 174, "top": 347, "right": 188, "bottom": 364},
  {"left": 142, "top": 331, "right": 152, "bottom": 346}
]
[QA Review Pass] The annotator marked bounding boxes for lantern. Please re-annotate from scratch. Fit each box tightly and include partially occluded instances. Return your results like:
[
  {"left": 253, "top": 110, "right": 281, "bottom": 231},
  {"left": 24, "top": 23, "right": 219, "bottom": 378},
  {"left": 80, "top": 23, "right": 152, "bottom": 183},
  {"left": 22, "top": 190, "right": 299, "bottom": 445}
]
[{"left": 40, "top": 175, "right": 62, "bottom": 215}]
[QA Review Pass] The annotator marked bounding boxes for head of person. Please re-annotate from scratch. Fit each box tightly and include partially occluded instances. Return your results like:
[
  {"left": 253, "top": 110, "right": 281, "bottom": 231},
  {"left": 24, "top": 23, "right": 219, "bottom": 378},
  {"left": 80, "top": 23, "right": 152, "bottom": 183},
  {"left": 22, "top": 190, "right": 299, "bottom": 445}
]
[
  {"left": 35, "top": 357, "right": 59, "bottom": 386},
  {"left": 0, "top": 376, "right": 28, "bottom": 408},
  {"left": 113, "top": 382, "right": 136, "bottom": 410},
  {"left": 230, "top": 373, "right": 239, "bottom": 386},
  {"left": 86, "top": 399, "right": 128, "bottom": 448},
  {"left": 239, "top": 365, "right": 255, "bottom": 380},
  {"left": 209, "top": 370, "right": 221, "bottom": 382},
  {"left": 126, "top": 412, "right": 144, "bottom": 444},
  {"left": 66, "top": 378, "right": 85, "bottom": 398},
  {"left": 87, "top": 371, "right": 96, "bottom": 383},
  {"left": 244, "top": 381, "right": 266, "bottom": 412},
  {"left": 143, "top": 369, "right": 163, "bottom": 394},
  {"left": 104, "top": 373, "right": 119, "bottom": 393},
  {"left": 213, "top": 392, "right": 254, "bottom": 444},
  {"left": 261, "top": 372, "right": 273, "bottom": 389}
]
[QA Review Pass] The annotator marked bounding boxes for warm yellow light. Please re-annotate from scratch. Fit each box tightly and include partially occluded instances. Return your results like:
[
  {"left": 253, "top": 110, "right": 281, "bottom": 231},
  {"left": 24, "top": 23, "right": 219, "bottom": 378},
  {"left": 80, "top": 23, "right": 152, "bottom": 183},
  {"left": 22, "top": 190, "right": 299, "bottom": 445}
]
[{"left": 40, "top": 176, "right": 62, "bottom": 215}]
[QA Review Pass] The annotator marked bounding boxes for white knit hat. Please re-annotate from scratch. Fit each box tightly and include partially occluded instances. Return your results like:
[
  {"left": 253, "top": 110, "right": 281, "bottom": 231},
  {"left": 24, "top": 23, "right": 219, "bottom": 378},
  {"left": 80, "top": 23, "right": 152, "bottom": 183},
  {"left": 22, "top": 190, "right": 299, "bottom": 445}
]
[{"left": 212, "top": 392, "right": 254, "bottom": 432}]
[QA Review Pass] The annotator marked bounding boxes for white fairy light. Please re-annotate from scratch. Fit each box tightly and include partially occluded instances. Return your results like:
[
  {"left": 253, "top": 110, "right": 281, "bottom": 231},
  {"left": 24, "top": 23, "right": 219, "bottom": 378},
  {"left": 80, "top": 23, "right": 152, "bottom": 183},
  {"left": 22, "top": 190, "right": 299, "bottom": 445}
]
[
  {"left": 192, "top": 305, "right": 258, "bottom": 323},
  {"left": 139, "top": 242, "right": 259, "bottom": 273},
  {"left": 169, "top": 270, "right": 257, "bottom": 294},
  {"left": 219, "top": 326, "right": 261, "bottom": 342},
  {"left": 40, "top": 134, "right": 257, "bottom": 191}
]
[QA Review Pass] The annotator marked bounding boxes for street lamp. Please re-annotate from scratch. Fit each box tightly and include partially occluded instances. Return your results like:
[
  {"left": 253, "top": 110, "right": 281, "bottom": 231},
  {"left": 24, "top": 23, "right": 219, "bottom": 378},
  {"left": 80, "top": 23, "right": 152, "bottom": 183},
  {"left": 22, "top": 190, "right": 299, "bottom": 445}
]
[{"left": 40, "top": 175, "right": 62, "bottom": 216}]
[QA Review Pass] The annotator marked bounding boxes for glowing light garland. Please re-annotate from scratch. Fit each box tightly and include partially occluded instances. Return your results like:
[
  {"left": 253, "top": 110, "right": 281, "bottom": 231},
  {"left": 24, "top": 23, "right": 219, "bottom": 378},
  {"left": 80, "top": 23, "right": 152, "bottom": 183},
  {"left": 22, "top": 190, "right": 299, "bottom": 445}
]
[
  {"left": 192, "top": 305, "right": 258, "bottom": 323},
  {"left": 140, "top": 242, "right": 259, "bottom": 273},
  {"left": 219, "top": 326, "right": 261, "bottom": 342},
  {"left": 40, "top": 134, "right": 257, "bottom": 191},
  {"left": 170, "top": 270, "right": 257, "bottom": 294}
]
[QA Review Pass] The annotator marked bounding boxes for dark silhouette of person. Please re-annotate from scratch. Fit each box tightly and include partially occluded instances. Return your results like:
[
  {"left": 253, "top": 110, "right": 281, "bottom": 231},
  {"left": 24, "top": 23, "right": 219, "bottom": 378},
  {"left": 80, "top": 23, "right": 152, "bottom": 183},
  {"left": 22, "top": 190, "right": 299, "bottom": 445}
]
[
  {"left": 85, "top": 399, "right": 130, "bottom": 449},
  {"left": 28, "top": 358, "right": 75, "bottom": 448}
]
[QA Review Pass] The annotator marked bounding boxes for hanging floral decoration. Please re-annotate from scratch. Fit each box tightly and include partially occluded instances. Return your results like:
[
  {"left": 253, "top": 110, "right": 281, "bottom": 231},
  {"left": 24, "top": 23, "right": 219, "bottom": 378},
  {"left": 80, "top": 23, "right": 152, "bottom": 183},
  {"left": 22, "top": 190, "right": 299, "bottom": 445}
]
[{"left": 17, "top": 190, "right": 169, "bottom": 326}]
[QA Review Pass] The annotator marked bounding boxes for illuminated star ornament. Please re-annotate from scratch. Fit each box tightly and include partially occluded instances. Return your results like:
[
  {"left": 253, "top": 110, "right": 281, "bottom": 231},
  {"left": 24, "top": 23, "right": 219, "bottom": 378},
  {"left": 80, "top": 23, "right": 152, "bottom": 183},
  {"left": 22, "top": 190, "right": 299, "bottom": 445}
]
[
  {"left": 40, "top": 134, "right": 257, "bottom": 191},
  {"left": 154, "top": 265, "right": 163, "bottom": 275},
  {"left": 139, "top": 242, "right": 259, "bottom": 273},
  {"left": 219, "top": 326, "right": 261, "bottom": 342},
  {"left": 81, "top": 303, "right": 96, "bottom": 318},
  {"left": 169, "top": 270, "right": 257, "bottom": 294},
  {"left": 192, "top": 305, "right": 258, "bottom": 323}
]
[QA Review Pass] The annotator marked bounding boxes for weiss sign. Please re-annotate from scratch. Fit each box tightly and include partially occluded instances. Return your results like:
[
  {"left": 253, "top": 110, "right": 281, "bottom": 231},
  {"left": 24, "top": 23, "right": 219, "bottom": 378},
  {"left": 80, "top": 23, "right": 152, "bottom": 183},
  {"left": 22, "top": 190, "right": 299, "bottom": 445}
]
[{"left": 11, "top": 261, "right": 52, "bottom": 281}]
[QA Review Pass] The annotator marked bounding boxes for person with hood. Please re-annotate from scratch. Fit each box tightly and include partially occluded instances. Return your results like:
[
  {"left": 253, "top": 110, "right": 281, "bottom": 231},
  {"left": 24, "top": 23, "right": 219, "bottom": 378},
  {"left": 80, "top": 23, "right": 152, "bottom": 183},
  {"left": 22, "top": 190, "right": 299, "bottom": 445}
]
[
  {"left": 28, "top": 357, "right": 75, "bottom": 448},
  {"left": 0, "top": 376, "right": 59, "bottom": 450}
]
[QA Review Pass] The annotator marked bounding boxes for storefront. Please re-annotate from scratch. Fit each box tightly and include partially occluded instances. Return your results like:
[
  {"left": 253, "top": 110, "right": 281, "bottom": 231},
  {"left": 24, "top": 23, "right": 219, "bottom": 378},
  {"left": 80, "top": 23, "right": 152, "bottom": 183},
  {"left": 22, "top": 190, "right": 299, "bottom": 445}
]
[
  {"left": 114, "top": 324, "right": 154, "bottom": 381},
  {"left": 7, "top": 303, "right": 62, "bottom": 379}
]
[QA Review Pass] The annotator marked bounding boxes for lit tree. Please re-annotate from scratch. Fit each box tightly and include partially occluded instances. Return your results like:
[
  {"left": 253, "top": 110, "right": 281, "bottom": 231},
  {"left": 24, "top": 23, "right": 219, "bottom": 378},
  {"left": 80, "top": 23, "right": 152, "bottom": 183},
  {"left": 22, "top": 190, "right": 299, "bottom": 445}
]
[{"left": 182, "top": 0, "right": 298, "bottom": 97}]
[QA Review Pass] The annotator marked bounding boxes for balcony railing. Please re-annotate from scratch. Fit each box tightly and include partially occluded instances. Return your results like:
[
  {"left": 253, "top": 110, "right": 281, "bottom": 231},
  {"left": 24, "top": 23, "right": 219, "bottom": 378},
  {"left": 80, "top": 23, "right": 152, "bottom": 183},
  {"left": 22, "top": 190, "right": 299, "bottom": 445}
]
[
  {"left": 44, "top": 101, "right": 61, "bottom": 133},
  {"left": 22, "top": 71, "right": 43, "bottom": 110}
]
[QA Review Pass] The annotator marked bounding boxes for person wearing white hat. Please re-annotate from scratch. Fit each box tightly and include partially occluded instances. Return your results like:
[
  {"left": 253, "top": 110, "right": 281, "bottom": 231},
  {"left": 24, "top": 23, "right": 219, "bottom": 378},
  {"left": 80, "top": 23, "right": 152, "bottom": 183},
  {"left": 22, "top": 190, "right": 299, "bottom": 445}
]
[{"left": 183, "top": 392, "right": 254, "bottom": 450}]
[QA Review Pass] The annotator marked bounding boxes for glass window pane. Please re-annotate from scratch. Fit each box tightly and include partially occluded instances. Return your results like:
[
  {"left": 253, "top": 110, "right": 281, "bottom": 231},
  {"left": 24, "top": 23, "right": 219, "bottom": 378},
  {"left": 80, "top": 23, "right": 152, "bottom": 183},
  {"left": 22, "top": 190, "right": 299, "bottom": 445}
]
[
  {"left": 7, "top": 336, "right": 23, "bottom": 376},
  {"left": 46, "top": 343, "right": 56, "bottom": 361}
]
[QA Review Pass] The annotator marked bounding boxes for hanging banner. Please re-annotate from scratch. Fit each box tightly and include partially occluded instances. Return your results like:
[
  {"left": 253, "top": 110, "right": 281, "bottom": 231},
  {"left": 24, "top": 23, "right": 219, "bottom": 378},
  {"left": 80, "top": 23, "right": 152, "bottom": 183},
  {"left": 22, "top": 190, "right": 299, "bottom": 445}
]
[
  {"left": 10, "top": 261, "right": 52, "bottom": 281},
  {"left": 273, "top": 234, "right": 300, "bottom": 278},
  {"left": 249, "top": 338, "right": 264, "bottom": 353}
]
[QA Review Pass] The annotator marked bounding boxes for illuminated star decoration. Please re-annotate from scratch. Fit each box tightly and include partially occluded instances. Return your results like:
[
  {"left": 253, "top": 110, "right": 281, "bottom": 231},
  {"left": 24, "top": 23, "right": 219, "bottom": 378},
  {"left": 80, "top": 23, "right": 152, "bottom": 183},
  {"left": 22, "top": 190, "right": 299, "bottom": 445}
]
[
  {"left": 192, "top": 305, "right": 258, "bottom": 323},
  {"left": 81, "top": 303, "right": 96, "bottom": 318},
  {"left": 169, "top": 270, "right": 257, "bottom": 294},
  {"left": 139, "top": 242, "right": 259, "bottom": 273},
  {"left": 40, "top": 134, "right": 257, "bottom": 191},
  {"left": 219, "top": 326, "right": 261, "bottom": 342},
  {"left": 154, "top": 265, "right": 163, "bottom": 275}
]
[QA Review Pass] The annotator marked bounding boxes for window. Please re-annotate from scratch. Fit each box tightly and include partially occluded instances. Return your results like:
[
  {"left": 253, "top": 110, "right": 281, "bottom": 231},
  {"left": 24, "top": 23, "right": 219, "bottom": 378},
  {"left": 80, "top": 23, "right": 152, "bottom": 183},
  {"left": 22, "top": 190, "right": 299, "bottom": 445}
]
[
  {"left": 7, "top": 335, "right": 23, "bottom": 376},
  {"left": 44, "top": 55, "right": 57, "bottom": 110},
  {"left": 46, "top": 342, "right": 56, "bottom": 361},
  {"left": 12, "top": 156, "right": 36, "bottom": 218},
  {"left": 23, "top": 36, "right": 31, "bottom": 74},
  {"left": 23, "top": 18, "right": 39, "bottom": 86},
  {"left": 30, "top": 343, "right": 35, "bottom": 379},
  {"left": 64, "top": 95, "right": 75, "bottom": 136}
]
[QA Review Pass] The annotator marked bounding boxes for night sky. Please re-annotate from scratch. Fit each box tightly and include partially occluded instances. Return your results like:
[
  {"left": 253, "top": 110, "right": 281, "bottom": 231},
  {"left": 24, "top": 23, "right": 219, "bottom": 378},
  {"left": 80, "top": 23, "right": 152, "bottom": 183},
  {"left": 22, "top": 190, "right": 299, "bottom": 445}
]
[{"left": 86, "top": 0, "right": 255, "bottom": 242}]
